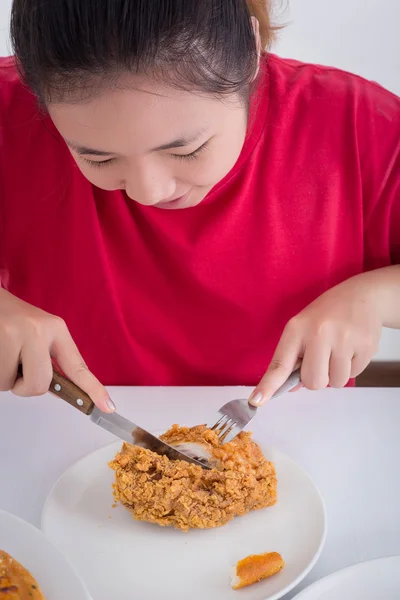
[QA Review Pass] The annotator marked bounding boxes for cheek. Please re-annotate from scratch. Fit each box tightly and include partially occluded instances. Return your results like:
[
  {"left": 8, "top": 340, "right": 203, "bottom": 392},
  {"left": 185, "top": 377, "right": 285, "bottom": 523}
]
[{"left": 195, "top": 132, "right": 246, "bottom": 186}]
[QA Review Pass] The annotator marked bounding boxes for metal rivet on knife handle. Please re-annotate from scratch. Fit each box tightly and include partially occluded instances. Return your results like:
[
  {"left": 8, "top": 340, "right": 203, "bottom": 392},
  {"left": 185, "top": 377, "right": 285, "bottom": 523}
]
[{"left": 50, "top": 369, "right": 95, "bottom": 416}]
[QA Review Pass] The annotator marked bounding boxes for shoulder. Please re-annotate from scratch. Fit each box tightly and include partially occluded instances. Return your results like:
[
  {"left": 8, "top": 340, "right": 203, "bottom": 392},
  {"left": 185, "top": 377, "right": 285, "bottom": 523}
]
[
  {"left": 267, "top": 53, "right": 399, "bottom": 114},
  {"left": 0, "top": 56, "right": 65, "bottom": 150},
  {"left": 0, "top": 56, "right": 70, "bottom": 167},
  {"left": 0, "top": 56, "right": 21, "bottom": 87},
  {"left": 266, "top": 53, "right": 399, "bottom": 172},
  {"left": 265, "top": 54, "right": 400, "bottom": 225},
  {"left": 0, "top": 56, "right": 39, "bottom": 122},
  {"left": 0, "top": 57, "right": 77, "bottom": 231},
  {"left": 0, "top": 56, "right": 56, "bottom": 159}
]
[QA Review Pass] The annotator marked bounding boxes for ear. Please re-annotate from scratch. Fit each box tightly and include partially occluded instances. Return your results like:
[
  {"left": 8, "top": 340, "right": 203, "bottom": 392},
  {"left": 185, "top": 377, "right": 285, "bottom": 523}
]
[{"left": 251, "top": 17, "right": 262, "bottom": 80}]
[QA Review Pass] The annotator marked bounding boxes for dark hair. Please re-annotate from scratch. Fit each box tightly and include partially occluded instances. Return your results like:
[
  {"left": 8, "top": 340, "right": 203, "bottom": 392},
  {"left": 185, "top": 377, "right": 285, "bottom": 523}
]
[{"left": 11, "top": 0, "right": 275, "bottom": 105}]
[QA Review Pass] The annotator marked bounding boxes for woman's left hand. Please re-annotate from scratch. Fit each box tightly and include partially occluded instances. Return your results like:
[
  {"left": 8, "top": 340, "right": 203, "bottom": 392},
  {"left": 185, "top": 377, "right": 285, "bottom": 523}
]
[{"left": 249, "top": 272, "right": 386, "bottom": 406}]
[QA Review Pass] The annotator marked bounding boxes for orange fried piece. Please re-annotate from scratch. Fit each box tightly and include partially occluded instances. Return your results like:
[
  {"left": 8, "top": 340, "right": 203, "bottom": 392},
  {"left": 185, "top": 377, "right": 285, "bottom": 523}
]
[
  {"left": 232, "top": 551, "right": 285, "bottom": 590},
  {"left": 0, "top": 551, "right": 45, "bottom": 599}
]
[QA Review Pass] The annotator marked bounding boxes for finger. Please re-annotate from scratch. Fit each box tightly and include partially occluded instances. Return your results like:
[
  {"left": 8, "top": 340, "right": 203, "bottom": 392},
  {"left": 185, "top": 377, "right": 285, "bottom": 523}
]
[
  {"left": 51, "top": 322, "right": 115, "bottom": 413},
  {"left": 328, "top": 350, "right": 353, "bottom": 388},
  {"left": 249, "top": 331, "right": 302, "bottom": 406},
  {"left": 0, "top": 342, "right": 20, "bottom": 391},
  {"left": 350, "top": 353, "right": 371, "bottom": 378},
  {"left": 289, "top": 383, "right": 304, "bottom": 393},
  {"left": 300, "top": 341, "right": 331, "bottom": 390},
  {"left": 12, "top": 344, "right": 53, "bottom": 397}
]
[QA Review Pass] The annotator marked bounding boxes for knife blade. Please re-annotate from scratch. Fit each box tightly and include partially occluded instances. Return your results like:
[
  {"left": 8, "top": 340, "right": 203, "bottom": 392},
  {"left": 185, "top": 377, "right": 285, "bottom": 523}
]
[
  {"left": 89, "top": 407, "right": 210, "bottom": 468},
  {"left": 17, "top": 364, "right": 210, "bottom": 469}
]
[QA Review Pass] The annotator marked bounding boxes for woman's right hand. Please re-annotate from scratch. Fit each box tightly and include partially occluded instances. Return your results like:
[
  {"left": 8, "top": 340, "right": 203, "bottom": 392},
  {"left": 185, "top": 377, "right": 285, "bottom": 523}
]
[{"left": 0, "top": 288, "right": 115, "bottom": 412}]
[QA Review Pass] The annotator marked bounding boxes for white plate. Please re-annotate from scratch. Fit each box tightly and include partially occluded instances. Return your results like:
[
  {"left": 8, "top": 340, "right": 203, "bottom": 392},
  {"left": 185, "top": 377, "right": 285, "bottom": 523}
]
[
  {"left": 0, "top": 509, "right": 91, "bottom": 600},
  {"left": 292, "top": 556, "right": 400, "bottom": 599},
  {"left": 42, "top": 441, "right": 326, "bottom": 600}
]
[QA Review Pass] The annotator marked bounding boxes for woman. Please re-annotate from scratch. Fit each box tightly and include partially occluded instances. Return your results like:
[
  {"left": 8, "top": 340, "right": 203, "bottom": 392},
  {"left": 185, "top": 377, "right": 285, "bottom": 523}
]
[{"left": 0, "top": 0, "right": 399, "bottom": 412}]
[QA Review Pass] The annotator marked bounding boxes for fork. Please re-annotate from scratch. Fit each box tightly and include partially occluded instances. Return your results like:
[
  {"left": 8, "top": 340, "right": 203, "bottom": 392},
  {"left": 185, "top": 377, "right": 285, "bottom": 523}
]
[{"left": 207, "top": 368, "right": 301, "bottom": 444}]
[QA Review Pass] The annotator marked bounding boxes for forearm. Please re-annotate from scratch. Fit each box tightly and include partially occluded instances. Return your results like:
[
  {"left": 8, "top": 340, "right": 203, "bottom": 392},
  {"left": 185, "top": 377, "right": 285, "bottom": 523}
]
[{"left": 361, "top": 265, "right": 400, "bottom": 329}]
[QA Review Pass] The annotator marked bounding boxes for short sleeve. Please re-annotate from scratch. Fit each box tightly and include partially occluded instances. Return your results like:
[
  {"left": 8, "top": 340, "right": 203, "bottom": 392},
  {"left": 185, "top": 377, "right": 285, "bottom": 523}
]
[
  {"left": 388, "top": 150, "right": 400, "bottom": 264},
  {"left": 359, "top": 79, "right": 400, "bottom": 270}
]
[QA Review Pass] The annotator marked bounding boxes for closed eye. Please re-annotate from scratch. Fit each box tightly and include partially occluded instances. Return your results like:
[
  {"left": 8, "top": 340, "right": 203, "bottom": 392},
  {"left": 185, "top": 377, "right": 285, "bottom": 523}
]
[
  {"left": 81, "top": 157, "right": 117, "bottom": 168},
  {"left": 171, "top": 141, "right": 209, "bottom": 161},
  {"left": 80, "top": 140, "right": 210, "bottom": 168}
]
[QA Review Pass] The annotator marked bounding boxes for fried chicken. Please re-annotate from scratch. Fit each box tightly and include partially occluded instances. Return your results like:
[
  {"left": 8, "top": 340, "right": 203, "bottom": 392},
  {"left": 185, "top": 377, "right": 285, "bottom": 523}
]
[
  {"left": 109, "top": 425, "right": 277, "bottom": 531},
  {"left": 0, "top": 551, "right": 45, "bottom": 599}
]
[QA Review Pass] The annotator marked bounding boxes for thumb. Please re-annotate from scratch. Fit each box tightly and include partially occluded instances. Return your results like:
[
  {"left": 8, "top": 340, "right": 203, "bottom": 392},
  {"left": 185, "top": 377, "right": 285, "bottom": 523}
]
[
  {"left": 51, "top": 327, "right": 115, "bottom": 413},
  {"left": 249, "top": 336, "right": 301, "bottom": 407}
]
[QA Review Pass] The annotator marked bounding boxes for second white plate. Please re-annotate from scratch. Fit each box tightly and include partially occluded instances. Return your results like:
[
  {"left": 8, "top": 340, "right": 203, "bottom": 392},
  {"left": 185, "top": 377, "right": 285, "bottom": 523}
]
[
  {"left": 42, "top": 441, "right": 326, "bottom": 600},
  {"left": 291, "top": 556, "right": 400, "bottom": 599},
  {"left": 0, "top": 509, "right": 91, "bottom": 600}
]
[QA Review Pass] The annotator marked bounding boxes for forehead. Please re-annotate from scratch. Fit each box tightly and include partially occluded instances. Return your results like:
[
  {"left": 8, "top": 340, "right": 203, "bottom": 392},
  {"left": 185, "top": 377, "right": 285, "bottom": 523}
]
[{"left": 47, "top": 77, "right": 236, "bottom": 154}]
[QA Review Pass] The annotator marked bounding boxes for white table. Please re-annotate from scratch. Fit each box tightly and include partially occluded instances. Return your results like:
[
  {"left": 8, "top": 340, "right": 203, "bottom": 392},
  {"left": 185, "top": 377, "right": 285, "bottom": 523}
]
[{"left": 0, "top": 386, "right": 399, "bottom": 599}]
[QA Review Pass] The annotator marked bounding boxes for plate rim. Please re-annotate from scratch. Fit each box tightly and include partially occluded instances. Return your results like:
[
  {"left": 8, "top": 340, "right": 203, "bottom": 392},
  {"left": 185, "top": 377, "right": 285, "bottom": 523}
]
[
  {"left": 41, "top": 439, "right": 328, "bottom": 600},
  {"left": 0, "top": 508, "right": 93, "bottom": 600},
  {"left": 291, "top": 554, "right": 400, "bottom": 599}
]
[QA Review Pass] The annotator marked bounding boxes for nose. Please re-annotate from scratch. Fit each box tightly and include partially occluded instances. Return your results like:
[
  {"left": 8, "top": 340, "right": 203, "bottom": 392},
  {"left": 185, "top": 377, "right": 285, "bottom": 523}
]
[{"left": 124, "top": 161, "right": 176, "bottom": 206}]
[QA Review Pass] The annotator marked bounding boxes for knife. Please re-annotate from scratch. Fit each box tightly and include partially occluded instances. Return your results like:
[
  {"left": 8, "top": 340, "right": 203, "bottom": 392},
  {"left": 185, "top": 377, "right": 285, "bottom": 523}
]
[{"left": 18, "top": 365, "right": 210, "bottom": 469}]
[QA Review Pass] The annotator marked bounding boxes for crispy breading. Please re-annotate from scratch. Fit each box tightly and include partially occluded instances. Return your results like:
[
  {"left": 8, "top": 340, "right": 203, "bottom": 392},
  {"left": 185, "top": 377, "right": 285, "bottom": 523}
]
[
  {"left": 109, "top": 425, "right": 277, "bottom": 532},
  {"left": 0, "top": 551, "right": 45, "bottom": 599}
]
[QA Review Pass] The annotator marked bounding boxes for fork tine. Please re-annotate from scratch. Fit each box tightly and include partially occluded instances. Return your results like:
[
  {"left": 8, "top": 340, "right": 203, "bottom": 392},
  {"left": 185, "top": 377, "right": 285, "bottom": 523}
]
[
  {"left": 218, "top": 421, "right": 237, "bottom": 442},
  {"left": 207, "top": 400, "right": 257, "bottom": 444},
  {"left": 214, "top": 416, "right": 232, "bottom": 436},
  {"left": 221, "top": 425, "right": 241, "bottom": 444},
  {"left": 206, "top": 369, "right": 301, "bottom": 444},
  {"left": 206, "top": 414, "right": 222, "bottom": 430},
  {"left": 209, "top": 413, "right": 229, "bottom": 431},
  {"left": 207, "top": 412, "right": 240, "bottom": 443},
  {"left": 216, "top": 417, "right": 236, "bottom": 440}
]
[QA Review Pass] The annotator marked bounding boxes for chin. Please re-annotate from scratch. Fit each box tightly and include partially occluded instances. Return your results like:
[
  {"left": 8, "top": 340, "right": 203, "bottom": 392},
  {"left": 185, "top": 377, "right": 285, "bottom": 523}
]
[
  {"left": 158, "top": 198, "right": 203, "bottom": 210},
  {"left": 156, "top": 191, "right": 207, "bottom": 210}
]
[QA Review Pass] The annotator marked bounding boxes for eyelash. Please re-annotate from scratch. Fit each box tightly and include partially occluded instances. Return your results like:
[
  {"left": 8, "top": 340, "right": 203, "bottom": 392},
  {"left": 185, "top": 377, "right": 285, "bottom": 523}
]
[
  {"left": 82, "top": 157, "right": 116, "bottom": 169},
  {"left": 172, "top": 142, "right": 209, "bottom": 162},
  {"left": 81, "top": 141, "right": 209, "bottom": 169}
]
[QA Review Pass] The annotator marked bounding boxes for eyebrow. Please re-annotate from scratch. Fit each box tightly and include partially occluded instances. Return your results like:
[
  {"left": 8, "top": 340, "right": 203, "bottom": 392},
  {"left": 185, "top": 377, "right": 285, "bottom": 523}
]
[
  {"left": 66, "top": 129, "right": 208, "bottom": 157},
  {"left": 151, "top": 133, "right": 205, "bottom": 152},
  {"left": 66, "top": 143, "right": 112, "bottom": 156}
]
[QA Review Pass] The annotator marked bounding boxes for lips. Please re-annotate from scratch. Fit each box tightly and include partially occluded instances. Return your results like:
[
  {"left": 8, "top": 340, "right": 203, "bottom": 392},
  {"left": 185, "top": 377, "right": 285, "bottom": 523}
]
[{"left": 156, "top": 190, "right": 191, "bottom": 209}]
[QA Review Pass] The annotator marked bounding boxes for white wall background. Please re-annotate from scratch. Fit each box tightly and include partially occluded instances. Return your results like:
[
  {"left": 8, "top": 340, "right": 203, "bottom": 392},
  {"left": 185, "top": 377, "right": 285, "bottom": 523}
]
[
  {"left": 0, "top": 3, "right": 10, "bottom": 56},
  {"left": 0, "top": 0, "right": 399, "bottom": 359},
  {"left": 272, "top": 0, "right": 400, "bottom": 95}
]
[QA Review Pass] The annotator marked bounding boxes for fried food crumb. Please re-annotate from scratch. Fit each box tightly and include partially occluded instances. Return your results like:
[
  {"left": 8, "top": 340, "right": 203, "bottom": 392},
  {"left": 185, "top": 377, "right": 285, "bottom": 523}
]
[
  {"left": 0, "top": 550, "right": 45, "bottom": 599},
  {"left": 109, "top": 425, "right": 277, "bottom": 532},
  {"left": 232, "top": 551, "right": 285, "bottom": 589}
]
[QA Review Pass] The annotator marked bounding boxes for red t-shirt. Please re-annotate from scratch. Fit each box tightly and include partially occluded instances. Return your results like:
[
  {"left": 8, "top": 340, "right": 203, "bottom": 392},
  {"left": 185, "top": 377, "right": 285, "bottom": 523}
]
[{"left": 0, "top": 55, "right": 399, "bottom": 386}]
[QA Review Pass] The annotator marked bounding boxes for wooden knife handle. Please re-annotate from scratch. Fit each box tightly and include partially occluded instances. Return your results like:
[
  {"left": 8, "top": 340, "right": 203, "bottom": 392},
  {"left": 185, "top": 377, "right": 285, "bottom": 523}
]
[
  {"left": 17, "top": 364, "right": 95, "bottom": 416},
  {"left": 49, "top": 369, "right": 95, "bottom": 415}
]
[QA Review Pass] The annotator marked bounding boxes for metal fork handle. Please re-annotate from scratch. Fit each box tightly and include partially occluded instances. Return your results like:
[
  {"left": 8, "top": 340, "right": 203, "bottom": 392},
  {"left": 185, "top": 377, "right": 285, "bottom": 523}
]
[{"left": 271, "top": 368, "right": 301, "bottom": 399}]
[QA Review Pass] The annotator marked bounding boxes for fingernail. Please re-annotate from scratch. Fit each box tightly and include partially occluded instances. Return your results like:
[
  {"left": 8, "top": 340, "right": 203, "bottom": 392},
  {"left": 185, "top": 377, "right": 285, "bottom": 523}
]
[
  {"left": 249, "top": 392, "right": 263, "bottom": 406},
  {"left": 106, "top": 397, "right": 116, "bottom": 412},
  {"left": 289, "top": 383, "right": 304, "bottom": 393}
]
